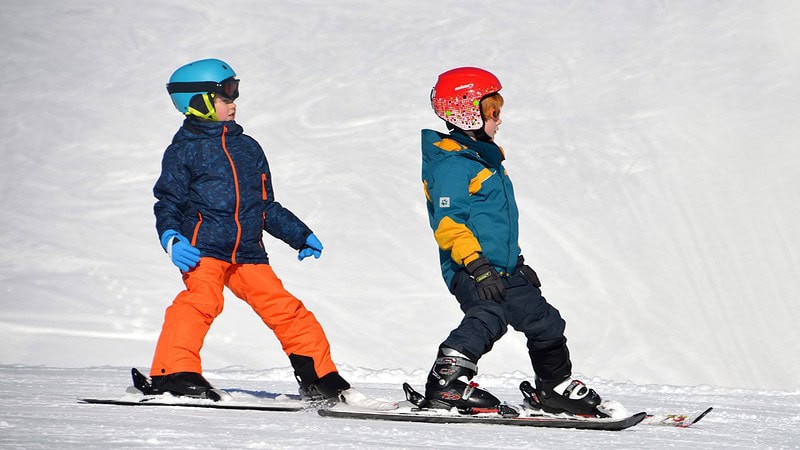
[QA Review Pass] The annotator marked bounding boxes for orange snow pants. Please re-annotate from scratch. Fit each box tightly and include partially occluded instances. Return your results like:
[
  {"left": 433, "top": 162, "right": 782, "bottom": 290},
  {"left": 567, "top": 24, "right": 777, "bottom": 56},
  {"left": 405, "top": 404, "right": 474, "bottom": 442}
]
[{"left": 150, "top": 258, "right": 337, "bottom": 380}]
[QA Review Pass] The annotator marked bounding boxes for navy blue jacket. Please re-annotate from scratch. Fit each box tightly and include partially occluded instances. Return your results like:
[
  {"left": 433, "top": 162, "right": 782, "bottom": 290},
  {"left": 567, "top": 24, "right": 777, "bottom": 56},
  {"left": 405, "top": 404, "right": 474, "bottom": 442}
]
[{"left": 154, "top": 118, "right": 311, "bottom": 264}]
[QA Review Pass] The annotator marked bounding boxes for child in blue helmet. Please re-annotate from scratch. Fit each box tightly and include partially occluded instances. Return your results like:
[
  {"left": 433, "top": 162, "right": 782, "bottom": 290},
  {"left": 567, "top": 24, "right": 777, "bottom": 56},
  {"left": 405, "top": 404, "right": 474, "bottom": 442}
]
[{"left": 144, "top": 58, "right": 384, "bottom": 406}]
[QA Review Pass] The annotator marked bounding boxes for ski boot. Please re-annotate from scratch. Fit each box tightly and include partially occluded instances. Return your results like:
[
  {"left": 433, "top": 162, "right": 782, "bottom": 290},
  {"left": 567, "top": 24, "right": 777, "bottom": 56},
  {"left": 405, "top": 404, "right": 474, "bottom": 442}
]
[
  {"left": 298, "top": 371, "right": 351, "bottom": 405},
  {"left": 131, "top": 368, "right": 228, "bottom": 401},
  {"left": 520, "top": 377, "right": 603, "bottom": 416},
  {"left": 423, "top": 348, "right": 500, "bottom": 413},
  {"left": 299, "top": 372, "right": 396, "bottom": 410}
]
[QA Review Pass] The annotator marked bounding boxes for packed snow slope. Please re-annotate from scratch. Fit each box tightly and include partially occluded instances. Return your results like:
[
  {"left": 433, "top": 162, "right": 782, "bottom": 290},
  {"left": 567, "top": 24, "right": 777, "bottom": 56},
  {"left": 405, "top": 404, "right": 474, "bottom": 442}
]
[
  {"left": 2, "top": 366, "right": 800, "bottom": 449},
  {"left": 1, "top": 0, "right": 799, "bottom": 393}
]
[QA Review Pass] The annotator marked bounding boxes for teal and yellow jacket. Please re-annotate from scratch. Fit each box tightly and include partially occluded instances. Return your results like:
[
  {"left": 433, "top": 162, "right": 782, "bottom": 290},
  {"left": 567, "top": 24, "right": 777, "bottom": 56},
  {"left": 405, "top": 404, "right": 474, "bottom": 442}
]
[{"left": 421, "top": 129, "right": 521, "bottom": 289}]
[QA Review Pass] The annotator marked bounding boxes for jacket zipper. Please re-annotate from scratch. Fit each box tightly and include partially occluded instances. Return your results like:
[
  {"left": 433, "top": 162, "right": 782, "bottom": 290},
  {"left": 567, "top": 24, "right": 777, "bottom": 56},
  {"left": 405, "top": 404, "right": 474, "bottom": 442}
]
[
  {"left": 220, "top": 125, "right": 242, "bottom": 264},
  {"left": 191, "top": 212, "right": 203, "bottom": 246}
]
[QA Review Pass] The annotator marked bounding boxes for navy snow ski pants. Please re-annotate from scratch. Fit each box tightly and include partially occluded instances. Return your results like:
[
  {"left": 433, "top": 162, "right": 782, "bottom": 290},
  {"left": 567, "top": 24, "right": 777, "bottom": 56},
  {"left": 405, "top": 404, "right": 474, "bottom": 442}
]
[{"left": 442, "top": 261, "right": 573, "bottom": 382}]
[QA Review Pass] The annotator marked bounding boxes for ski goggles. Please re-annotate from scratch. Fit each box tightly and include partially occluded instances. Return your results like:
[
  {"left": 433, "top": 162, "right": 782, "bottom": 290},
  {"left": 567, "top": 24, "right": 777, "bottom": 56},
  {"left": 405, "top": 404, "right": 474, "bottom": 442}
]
[
  {"left": 482, "top": 108, "right": 501, "bottom": 121},
  {"left": 167, "top": 77, "right": 240, "bottom": 100}
]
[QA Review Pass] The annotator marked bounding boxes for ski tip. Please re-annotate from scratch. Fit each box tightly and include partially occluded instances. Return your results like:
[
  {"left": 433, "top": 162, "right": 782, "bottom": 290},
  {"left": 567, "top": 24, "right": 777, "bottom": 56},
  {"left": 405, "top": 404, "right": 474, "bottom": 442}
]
[
  {"left": 672, "top": 406, "right": 714, "bottom": 428},
  {"left": 643, "top": 406, "right": 714, "bottom": 428},
  {"left": 684, "top": 406, "right": 713, "bottom": 427}
]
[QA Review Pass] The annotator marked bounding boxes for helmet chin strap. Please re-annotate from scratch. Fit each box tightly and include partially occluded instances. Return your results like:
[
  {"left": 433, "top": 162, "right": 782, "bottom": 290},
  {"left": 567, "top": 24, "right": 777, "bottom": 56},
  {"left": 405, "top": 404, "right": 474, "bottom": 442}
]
[
  {"left": 185, "top": 93, "right": 219, "bottom": 121},
  {"left": 446, "top": 121, "right": 493, "bottom": 142},
  {"left": 471, "top": 128, "right": 493, "bottom": 143}
]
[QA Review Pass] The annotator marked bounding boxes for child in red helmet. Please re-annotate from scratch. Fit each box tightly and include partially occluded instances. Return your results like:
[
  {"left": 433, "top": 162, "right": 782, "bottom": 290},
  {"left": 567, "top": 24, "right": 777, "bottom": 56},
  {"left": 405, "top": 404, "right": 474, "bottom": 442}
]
[{"left": 419, "top": 67, "right": 608, "bottom": 417}]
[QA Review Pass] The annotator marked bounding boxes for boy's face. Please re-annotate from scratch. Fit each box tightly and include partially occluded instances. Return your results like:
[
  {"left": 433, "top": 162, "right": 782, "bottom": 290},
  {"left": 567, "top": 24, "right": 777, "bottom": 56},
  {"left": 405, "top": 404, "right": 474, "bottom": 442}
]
[
  {"left": 483, "top": 107, "right": 501, "bottom": 140},
  {"left": 213, "top": 95, "right": 236, "bottom": 121}
]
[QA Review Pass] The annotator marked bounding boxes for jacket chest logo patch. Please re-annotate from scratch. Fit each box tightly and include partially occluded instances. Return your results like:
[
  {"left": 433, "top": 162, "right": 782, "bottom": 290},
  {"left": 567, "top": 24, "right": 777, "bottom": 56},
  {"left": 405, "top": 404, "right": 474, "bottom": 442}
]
[{"left": 439, "top": 197, "right": 451, "bottom": 208}]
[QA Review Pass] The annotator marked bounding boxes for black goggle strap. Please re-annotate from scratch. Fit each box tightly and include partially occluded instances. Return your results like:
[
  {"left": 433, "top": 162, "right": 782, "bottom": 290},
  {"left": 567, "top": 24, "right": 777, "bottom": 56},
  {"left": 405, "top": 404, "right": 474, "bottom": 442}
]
[{"left": 167, "top": 78, "right": 239, "bottom": 99}]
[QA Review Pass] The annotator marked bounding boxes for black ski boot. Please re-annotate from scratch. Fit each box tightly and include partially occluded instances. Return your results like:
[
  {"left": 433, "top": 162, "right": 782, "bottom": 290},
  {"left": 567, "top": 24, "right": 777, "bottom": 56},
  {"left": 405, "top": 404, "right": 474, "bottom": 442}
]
[
  {"left": 298, "top": 372, "right": 351, "bottom": 403},
  {"left": 523, "top": 376, "right": 603, "bottom": 416},
  {"left": 290, "top": 354, "right": 351, "bottom": 403},
  {"left": 424, "top": 348, "right": 499, "bottom": 412},
  {"left": 132, "top": 368, "right": 225, "bottom": 401}
]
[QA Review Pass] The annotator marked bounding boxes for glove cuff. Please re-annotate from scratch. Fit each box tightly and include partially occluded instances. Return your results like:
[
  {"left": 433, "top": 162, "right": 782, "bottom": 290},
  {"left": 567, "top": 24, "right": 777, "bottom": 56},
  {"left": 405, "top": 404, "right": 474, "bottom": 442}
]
[
  {"left": 465, "top": 255, "right": 490, "bottom": 273},
  {"left": 160, "top": 229, "right": 181, "bottom": 252}
]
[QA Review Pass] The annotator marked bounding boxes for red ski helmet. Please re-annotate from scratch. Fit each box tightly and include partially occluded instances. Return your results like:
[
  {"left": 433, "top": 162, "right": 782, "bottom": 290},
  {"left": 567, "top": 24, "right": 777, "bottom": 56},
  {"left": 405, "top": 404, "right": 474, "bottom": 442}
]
[{"left": 430, "top": 67, "right": 502, "bottom": 131}]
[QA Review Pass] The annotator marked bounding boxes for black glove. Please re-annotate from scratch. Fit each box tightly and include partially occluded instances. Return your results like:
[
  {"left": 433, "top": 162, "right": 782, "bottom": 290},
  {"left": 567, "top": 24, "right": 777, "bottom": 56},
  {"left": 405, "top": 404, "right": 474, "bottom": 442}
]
[
  {"left": 465, "top": 256, "right": 506, "bottom": 302},
  {"left": 517, "top": 255, "right": 542, "bottom": 288}
]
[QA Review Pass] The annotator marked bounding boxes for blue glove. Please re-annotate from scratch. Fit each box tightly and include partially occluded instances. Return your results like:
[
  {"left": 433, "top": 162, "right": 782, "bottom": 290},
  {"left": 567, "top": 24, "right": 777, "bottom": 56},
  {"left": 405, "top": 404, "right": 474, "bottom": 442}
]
[
  {"left": 298, "top": 233, "right": 323, "bottom": 261},
  {"left": 160, "top": 229, "right": 201, "bottom": 272}
]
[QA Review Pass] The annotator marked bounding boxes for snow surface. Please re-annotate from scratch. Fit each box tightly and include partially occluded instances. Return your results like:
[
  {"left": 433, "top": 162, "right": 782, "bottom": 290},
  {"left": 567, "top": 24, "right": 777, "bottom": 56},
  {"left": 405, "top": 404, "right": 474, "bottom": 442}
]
[
  {"left": 1, "top": 0, "right": 799, "bottom": 447},
  {"left": 2, "top": 365, "right": 799, "bottom": 448}
]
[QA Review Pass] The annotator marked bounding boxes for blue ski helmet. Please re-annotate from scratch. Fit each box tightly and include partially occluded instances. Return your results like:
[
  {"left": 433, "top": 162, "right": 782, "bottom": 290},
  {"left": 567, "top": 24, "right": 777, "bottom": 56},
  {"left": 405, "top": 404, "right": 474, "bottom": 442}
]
[{"left": 166, "top": 58, "right": 239, "bottom": 119}]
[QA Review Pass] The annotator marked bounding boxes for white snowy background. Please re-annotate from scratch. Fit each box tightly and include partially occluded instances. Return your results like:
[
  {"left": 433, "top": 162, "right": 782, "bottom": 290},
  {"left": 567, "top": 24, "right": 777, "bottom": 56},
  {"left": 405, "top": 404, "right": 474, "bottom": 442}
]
[{"left": 1, "top": 0, "right": 798, "bottom": 448}]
